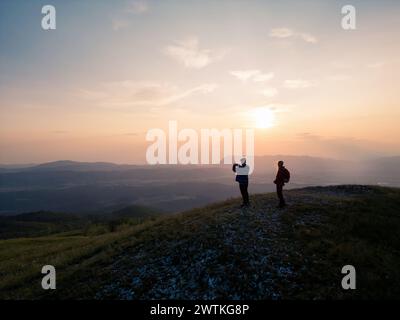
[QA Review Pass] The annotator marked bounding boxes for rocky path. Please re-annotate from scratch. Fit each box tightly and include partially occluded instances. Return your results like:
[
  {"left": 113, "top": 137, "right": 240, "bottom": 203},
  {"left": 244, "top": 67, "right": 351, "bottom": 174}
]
[
  {"left": 95, "top": 190, "right": 324, "bottom": 300},
  {"left": 93, "top": 185, "right": 400, "bottom": 299}
]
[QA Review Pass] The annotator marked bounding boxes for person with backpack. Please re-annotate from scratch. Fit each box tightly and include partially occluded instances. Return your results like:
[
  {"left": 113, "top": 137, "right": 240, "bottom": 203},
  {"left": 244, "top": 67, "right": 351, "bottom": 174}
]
[
  {"left": 232, "top": 157, "right": 250, "bottom": 207},
  {"left": 273, "top": 160, "right": 290, "bottom": 208}
]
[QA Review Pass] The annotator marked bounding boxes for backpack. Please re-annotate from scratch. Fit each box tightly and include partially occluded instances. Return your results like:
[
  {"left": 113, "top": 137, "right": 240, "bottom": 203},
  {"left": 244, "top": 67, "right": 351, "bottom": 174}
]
[{"left": 282, "top": 168, "right": 290, "bottom": 183}]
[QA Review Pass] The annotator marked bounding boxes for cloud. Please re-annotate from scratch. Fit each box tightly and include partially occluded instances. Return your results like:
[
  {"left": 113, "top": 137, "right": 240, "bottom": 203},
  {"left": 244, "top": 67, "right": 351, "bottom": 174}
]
[
  {"left": 283, "top": 79, "right": 315, "bottom": 89},
  {"left": 253, "top": 72, "right": 275, "bottom": 82},
  {"left": 298, "top": 33, "right": 318, "bottom": 44},
  {"left": 80, "top": 81, "right": 218, "bottom": 108},
  {"left": 296, "top": 132, "right": 321, "bottom": 141},
  {"left": 269, "top": 28, "right": 294, "bottom": 38},
  {"left": 326, "top": 74, "right": 351, "bottom": 81},
  {"left": 112, "top": 19, "right": 131, "bottom": 31},
  {"left": 111, "top": 1, "right": 149, "bottom": 31},
  {"left": 230, "top": 70, "right": 260, "bottom": 82},
  {"left": 269, "top": 28, "right": 318, "bottom": 44},
  {"left": 261, "top": 87, "right": 278, "bottom": 97},
  {"left": 330, "top": 61, "right": 353, "bottom": 69},
  {"left": 230, "top": 70, "right": 274, "bottom": 82},
  {"left": 164, "top": 37, "right": 227, "bottom": 69},
  {"left": 367, "top": 61, "right": 385, "bottom": 68},
  {"left": 126, "top": 0, "right": 149, "bottom": 14}
]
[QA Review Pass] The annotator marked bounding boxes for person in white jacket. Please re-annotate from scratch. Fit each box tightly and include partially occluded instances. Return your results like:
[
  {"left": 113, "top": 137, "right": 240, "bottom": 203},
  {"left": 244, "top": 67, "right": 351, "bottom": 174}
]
[{"left": 232, "top": 157, "right": 250, "bottom": 207}]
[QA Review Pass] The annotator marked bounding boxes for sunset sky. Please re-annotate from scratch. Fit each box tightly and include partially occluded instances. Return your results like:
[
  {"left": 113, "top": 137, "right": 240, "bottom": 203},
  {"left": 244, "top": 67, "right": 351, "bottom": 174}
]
[{"left": 0, "top": 0, "right": 399, "bottom": 164}]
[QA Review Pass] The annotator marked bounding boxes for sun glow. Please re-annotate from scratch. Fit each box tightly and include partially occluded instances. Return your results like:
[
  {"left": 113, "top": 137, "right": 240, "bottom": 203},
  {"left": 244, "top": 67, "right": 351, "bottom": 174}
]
[{"left": 252, "top": 107, "right": 276, "bottom": 129}]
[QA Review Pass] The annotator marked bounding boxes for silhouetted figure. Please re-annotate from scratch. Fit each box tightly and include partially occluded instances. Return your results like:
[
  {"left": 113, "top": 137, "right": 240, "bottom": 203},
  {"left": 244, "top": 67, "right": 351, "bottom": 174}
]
[
  {"left": 273, "top": 160, "right": 290, "bottom": 208},
  {"left": 232, "top": 157, "right": 250, "bottom": 207}
]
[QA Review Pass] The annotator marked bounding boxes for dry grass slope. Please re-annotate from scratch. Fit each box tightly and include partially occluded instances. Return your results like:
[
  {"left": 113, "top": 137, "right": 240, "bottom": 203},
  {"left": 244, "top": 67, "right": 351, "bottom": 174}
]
[{"left": 1, "top": 185, "right": 399, "bottom": 299}]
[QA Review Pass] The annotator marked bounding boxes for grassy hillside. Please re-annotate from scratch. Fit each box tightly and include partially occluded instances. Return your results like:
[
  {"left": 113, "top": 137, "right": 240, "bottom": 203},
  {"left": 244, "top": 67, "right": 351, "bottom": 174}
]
[
  {"left": 0, "top": 185, "right": 399, "bottom": 299},
  {"left": 0, "top": 205, "right": 161, "bottom": 239}
]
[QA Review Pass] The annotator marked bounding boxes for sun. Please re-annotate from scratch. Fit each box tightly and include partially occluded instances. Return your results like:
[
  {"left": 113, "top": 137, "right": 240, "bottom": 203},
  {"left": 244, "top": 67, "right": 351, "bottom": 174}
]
[{"left": 252, "top": 107, "right": 276, "bottom": 129}]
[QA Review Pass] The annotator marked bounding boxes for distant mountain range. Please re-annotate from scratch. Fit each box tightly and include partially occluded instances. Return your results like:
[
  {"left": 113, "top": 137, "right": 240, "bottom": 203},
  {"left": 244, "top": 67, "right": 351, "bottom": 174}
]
[
  {"left": 0, "top": 160, "right": 138, "bottom": 173},
  {"left": 0, "top": 155, "right": 399, "bottom": 215}
]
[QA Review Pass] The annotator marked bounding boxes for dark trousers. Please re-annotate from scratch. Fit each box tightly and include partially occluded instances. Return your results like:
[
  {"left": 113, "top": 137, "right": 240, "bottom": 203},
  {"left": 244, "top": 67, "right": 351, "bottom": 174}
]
[
  {"left": 276, "top": 183, "right": 286, "bottom": 206},
  {"left": 239, "top": 183, "right": 249, "bottom": 205}
]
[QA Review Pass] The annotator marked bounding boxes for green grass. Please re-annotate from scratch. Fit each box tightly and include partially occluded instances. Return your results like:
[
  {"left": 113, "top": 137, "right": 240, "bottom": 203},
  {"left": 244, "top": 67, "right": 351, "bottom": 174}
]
[
  {"left": 280, "top": 186, "right": 400, "bottom": 299},
  {"left": 0, "top": 205, "right": 162, "bottom": 240},
  {"left": 0, "top": 185, "right": 399, "bottom": 299},
  {"left": 0, "top": 218, "right": 166, "bottom": 299}
]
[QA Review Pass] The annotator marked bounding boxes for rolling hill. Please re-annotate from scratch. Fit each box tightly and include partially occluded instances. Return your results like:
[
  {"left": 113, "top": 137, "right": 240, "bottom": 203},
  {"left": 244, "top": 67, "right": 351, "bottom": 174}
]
[
  {"left": 0, "top": 204, "right": 162, "bottom": 239},
  {"left": 0, "top": 185, "right": 399, "bottom": 300}
]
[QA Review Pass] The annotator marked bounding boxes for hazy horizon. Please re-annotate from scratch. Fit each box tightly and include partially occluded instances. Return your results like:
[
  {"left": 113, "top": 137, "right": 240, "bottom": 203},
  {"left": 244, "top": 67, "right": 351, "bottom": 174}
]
[{"left": 2, "top": 153, "right": 400, "bottom": 167}]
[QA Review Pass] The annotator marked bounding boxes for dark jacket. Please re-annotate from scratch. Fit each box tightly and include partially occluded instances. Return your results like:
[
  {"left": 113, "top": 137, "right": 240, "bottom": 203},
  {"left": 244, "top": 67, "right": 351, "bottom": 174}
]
[
  {"left": 274, "top": 166, "right": 286, "bottom": 186},
  {"left": 232, "top": 163, "right": 249, "bottom": 184}
]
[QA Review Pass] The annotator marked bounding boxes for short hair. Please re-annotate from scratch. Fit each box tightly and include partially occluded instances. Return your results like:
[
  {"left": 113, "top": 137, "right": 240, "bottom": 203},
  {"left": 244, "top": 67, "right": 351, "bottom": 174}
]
[{"left": 278, "top": 160, "right": 284, "bottom": 166}]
